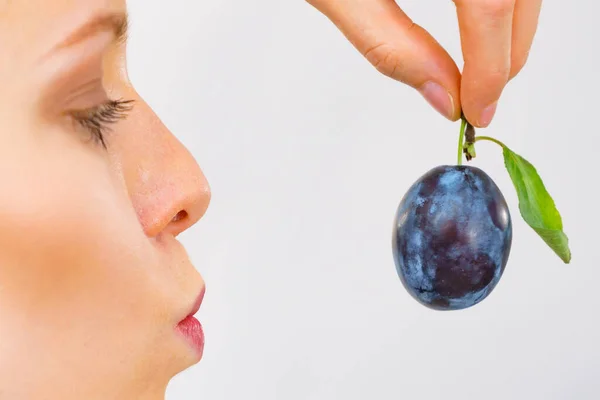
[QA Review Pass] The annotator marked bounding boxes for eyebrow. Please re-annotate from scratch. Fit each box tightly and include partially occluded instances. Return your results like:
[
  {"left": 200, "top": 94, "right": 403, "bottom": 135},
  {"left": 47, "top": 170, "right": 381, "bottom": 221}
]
[{"left": 53, "top": 11, "right": 129, "bottom": 52}]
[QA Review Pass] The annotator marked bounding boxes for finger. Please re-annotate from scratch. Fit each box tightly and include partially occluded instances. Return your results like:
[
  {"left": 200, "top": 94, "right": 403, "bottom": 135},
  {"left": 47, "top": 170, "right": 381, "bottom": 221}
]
[
  {"left": 308, "top": 0, "right": 462, "bottom": 121},
  {"left": 510, "top": 0, "right": 543, "bottom": 80},
  {"left": 454, "top": 0, "right": 516, "bottom": 127}
]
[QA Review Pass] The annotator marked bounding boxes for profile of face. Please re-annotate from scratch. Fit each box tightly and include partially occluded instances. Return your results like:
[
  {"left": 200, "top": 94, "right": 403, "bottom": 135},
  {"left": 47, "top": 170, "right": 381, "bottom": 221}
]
[{"left": 0, "top": 0, "right": 210, "bottom": 398}]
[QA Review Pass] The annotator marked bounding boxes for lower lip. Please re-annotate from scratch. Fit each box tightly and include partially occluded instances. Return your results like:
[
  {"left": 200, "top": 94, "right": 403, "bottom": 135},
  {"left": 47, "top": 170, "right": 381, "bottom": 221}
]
[{"left": 176, "top": 315, "right": 205, "bottom": 357}]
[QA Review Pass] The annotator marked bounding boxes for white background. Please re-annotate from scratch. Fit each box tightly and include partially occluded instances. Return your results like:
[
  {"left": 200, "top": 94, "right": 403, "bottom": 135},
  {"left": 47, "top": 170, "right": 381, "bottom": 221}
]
[{"left": 127, "top": 1, "right": 599, "bottom": 399}]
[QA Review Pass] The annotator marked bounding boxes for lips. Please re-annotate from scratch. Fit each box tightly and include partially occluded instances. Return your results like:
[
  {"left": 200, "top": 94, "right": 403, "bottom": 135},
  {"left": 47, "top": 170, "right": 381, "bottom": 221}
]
[{"left": 175, "top": 287, "right": 205, "bottom": 357}]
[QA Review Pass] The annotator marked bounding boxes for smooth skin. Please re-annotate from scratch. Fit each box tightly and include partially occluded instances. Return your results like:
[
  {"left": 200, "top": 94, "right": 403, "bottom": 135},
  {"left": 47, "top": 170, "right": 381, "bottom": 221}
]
[
  {"left": 308, "top": 0, "right": 542, "bottom": 127},
  {"left": 0, "top": 0, "right": 542, "bottom": 399}
]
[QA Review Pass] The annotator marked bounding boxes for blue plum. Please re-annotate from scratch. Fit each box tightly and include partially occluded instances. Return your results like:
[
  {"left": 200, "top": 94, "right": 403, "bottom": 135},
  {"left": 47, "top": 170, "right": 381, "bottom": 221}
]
[{"left": 392, "top": 165, "right": 512, "bottom": 310}]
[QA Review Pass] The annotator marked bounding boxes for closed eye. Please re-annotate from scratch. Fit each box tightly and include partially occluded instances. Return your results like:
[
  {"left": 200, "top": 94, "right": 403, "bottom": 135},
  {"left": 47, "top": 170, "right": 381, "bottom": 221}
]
[{"left": 70, "top": 99, "right": 134, "bottom": 149}]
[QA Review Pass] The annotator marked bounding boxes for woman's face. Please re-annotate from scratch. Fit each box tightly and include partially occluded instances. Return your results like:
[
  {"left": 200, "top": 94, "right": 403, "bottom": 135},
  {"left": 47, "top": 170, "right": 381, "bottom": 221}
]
[{"left": 0, "top": 0, "right": 210, "bottom": 398}]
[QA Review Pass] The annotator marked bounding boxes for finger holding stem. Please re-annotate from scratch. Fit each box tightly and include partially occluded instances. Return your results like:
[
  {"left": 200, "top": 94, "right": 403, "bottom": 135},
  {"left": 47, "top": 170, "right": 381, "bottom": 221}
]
[{"left": 308, "top": 0, "right": 462, "bottom": 121}]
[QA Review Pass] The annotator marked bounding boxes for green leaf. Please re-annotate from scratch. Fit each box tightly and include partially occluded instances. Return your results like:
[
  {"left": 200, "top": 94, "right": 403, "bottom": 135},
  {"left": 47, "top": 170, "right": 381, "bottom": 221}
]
[{"left": 502, "top": 147, "right": 571, "bottom": 263}]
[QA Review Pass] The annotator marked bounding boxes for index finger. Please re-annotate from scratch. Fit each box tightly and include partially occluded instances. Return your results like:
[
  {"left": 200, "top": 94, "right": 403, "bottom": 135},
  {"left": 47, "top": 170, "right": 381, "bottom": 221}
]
[{"left": 308, "top": 0, "right": 462, "bottom": 121}]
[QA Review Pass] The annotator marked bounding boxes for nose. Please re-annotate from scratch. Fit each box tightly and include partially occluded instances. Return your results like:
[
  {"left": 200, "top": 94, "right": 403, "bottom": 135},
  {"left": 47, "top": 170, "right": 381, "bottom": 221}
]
[
  {"left": 156, "top": 146, "right": 212, "bottom": 238},
  {"left": 115, "top": 99, "right": 211, "bottom": 238}
]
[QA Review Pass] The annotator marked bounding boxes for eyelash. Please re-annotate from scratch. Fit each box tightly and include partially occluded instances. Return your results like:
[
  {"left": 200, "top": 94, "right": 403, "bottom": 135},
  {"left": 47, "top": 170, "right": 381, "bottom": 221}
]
[{"left": 71, "top": 99, "right": 134, "bottom": 149}]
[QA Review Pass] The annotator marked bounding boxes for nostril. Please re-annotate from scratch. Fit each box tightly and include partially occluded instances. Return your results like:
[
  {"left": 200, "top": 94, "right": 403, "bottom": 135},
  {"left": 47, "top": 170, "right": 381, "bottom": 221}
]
[{"left": 171, "top": 210, "right": 188, "bottom": 223}]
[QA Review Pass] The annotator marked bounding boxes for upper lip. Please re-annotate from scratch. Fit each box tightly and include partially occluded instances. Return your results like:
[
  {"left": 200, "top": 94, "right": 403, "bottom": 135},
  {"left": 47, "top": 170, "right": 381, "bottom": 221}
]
[{"left": 183, "top": 287, "right": 205, "bottom": 320}]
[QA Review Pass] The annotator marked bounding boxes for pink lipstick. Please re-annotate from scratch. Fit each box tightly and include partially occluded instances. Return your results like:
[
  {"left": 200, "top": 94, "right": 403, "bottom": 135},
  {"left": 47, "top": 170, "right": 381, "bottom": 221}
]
[{"left": 176, "top": 288, "right": 205, "bottom": 357}]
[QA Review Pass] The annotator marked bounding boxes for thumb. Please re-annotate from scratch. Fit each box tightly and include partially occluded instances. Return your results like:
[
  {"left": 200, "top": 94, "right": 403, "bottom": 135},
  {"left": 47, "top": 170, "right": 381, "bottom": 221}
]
[{"left": 308, "top": 0, "right": 462, "bottom": 121}]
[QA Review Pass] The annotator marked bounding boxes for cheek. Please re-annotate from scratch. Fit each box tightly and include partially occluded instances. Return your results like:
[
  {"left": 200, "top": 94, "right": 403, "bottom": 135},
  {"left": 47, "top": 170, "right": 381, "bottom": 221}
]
[
  {"left": 0, "top": 137, "right": 185, "bottom": 383},
  {"left": 0, "top": 134, "right": 168, "bottom": 333}
]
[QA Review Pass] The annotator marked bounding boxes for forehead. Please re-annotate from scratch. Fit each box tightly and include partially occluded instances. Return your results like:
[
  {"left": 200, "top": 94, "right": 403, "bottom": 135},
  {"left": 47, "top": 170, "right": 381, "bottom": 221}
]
[{"left": 0, "top": 0, "right": 125, "bottom": 54}]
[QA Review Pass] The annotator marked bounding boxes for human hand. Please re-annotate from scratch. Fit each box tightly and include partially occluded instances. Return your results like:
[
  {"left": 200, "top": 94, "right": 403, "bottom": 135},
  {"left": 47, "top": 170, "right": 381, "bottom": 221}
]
[{"left": 307, "top": 0, "right": 541, "bottom": 127}]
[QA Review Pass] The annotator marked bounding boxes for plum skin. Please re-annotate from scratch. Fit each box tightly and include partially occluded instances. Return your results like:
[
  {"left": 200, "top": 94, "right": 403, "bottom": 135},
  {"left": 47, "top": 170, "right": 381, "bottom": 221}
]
[{"left": 392, "top": 165, "right": 512, "bottom": 310}]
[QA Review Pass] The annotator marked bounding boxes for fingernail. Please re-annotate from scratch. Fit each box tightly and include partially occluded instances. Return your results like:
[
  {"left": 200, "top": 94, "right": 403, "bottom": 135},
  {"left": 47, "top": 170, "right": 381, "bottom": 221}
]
[
  {"left": 418, "top": 81, "right": 455, "bottom": 120},
  {"left": 479, "top": 102, "right": 498, "bottom": 127}
]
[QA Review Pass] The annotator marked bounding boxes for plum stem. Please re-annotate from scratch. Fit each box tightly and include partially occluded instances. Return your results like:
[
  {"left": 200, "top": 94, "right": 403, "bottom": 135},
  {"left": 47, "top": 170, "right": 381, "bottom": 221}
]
[
  {"left": 465, "top": 123, "right": 476, "bottom": 144},
  {"left": 457, "top": 115, "right": 467, "bottom": 165},
  {"left": 474, "top": 136, "right": 507, "bottom": 149}
]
